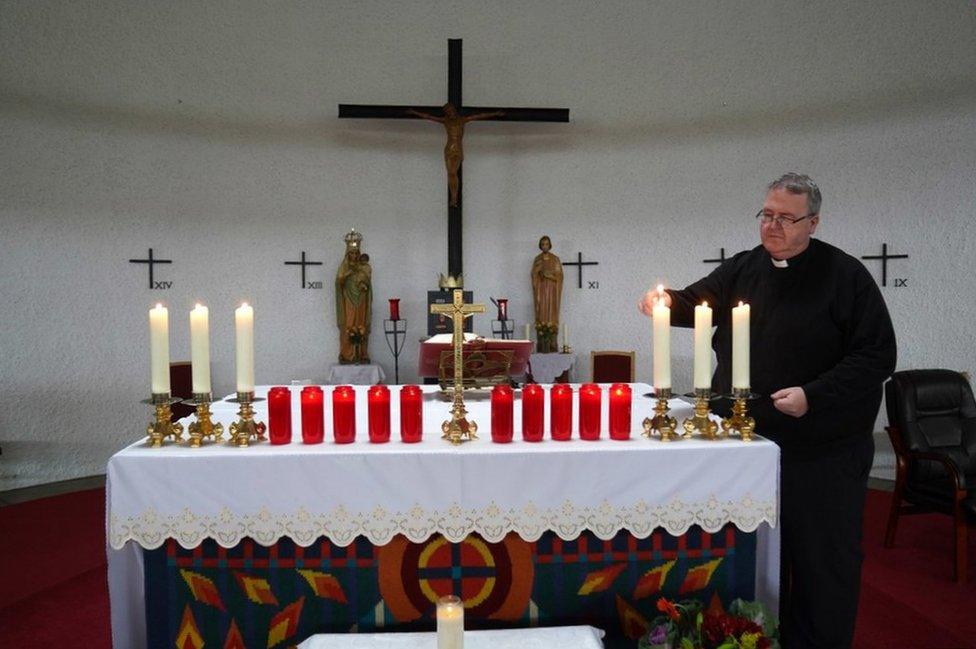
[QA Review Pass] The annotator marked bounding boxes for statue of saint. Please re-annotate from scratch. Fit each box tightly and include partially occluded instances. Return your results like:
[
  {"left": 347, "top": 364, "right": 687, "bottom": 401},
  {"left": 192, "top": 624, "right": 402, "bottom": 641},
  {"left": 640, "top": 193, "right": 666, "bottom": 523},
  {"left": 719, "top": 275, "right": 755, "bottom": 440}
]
[
  {"left": 531, "top": 235, "right": 563, "bottom": 353},
  {"left": 335, "top": 230, "right": 372, "bottom": 364},
  {"left": 408, "top": 103, "right": 504, "bottom": 207}
]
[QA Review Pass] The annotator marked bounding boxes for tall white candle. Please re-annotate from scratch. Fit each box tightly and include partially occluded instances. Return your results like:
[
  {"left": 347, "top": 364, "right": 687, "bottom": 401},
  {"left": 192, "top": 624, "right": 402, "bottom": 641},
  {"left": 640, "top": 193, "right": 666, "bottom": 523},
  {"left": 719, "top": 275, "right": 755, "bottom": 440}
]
[
  {"left": 436, "top": 596, "right": 464, "bottom": 649},
  {"left": 190, "top": 303, "right": 211, "bottom": 394},
  {"left": 149, "top": 303, "right": 170, "bottom": 395},
  {"left": 235, "top": 302, "right": 254, "bottom": 393},
  {"left": 732, "top": 301, "right": 750, "bottom": 389},
  {"left": 524, "top": 323, "right": 531, "bottom": 341},
  {"left": 693, "top": 301, "right": 713, "bottom": 389},
  {"left": 562, "top": 322, "right": 569, "bottom": 348},
  {"left": 652, "top": 286, "right": 671, "bottom": 390}
]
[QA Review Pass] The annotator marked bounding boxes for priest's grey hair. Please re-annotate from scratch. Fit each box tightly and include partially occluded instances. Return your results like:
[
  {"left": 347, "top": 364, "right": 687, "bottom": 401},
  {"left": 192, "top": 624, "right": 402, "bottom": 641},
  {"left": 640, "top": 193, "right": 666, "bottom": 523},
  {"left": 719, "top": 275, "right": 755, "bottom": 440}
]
[{"left": 768, "top": 173, "right": 822, "bottom": 216}]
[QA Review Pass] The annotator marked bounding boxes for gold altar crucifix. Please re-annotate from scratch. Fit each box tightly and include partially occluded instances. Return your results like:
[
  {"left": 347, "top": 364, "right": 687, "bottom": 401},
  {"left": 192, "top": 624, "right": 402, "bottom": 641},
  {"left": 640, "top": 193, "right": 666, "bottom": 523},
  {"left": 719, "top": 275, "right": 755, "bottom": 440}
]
[{"left": 430, "top": 289, "right": 486, "bottom": 444}]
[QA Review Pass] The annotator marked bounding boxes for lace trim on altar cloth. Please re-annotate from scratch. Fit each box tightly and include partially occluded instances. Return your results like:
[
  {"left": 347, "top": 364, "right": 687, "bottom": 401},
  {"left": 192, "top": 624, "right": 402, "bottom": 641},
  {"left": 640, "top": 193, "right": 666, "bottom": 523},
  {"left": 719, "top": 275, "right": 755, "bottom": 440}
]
[{"left": 109, "top": 494, "right": 777, "bottom": 550}]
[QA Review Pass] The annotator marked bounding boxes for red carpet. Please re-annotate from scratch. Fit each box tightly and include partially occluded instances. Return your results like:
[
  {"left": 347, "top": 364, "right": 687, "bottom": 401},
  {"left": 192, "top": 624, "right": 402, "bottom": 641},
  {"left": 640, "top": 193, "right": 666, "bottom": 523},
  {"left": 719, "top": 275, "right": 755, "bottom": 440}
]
[{"left": 0, "top": 487, "right": 972, "bottom": 648}]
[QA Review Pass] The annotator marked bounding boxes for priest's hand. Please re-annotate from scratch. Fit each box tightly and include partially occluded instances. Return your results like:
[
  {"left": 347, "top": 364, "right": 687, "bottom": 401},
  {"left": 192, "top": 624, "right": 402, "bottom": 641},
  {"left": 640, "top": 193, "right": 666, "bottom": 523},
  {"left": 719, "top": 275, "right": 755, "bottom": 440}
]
[
  {"left": 771, "top": 387, "right": 809, "bottom": 417},
  {"left": 638, "top": 286, "right": 671, "bottom": 316}
]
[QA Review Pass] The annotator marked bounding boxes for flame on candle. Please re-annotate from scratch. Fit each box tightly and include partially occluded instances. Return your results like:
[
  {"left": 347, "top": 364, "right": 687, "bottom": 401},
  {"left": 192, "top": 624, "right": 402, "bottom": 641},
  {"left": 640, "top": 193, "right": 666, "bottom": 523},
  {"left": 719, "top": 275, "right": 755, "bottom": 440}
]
[
  {"left": 195, "top": 302, "right": 203, "bottom": 309},
  {"left": 241, "top": 302, "right": 249, "bottom": 308},
  {"left": 702, "top": 301, "right": 708, "bottom": 307},
  {"left": 154, "top": 303, "right": 163, "bottom": 310},
  {"left": 656, "top": 284, "right": 665, "bottom": 295},
  {"left": 738, "top": 301, "right": 744, "bottom": 307}
]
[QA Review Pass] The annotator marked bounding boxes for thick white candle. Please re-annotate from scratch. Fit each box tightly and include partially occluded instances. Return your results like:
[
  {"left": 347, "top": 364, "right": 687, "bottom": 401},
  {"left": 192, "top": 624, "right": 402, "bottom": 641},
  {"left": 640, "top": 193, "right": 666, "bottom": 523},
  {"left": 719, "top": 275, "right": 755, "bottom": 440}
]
[
  {"left": 235, "top": 302, "right": 254, "bottom": 393},
  {"left": 693, "top": 301, "right": 713, "bottom": 389},
  {"left": 436, "top": 596, "right": 464, "bottom": 649},
  {"left": 149, "top": 303, "right": 170, "bottom": 394},
  {"left": 652, "top": 287, "right": 671, "bottom": 390},
  {"left": 524, "top": 323, "right": 531, "bottom": 341},
  {"left": 190, "top": 304, "right": 211, "bottom": 394},
  {"left": 732, "top": 301, "right": 750, "bottom": 389}
]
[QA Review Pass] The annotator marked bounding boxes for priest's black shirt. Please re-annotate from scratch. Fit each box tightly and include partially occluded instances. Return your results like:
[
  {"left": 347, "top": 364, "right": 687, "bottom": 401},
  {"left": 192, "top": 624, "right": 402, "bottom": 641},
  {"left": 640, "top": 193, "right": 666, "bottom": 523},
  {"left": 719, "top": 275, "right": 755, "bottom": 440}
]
[{"left": 666, "top": 238, "right": 897, "bottom": 459}]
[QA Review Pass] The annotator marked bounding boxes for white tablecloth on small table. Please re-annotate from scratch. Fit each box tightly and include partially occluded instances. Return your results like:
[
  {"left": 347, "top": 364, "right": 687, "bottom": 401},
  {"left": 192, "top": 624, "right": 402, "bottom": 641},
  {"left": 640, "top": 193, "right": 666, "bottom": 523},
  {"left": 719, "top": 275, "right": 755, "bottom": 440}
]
[
  {"left": 298, "top": 625, "right": 605, "bottom": 648},
  {"left": 107, "top": 383, "right": 779, "bottom": 649},
  {"left": 527, "top": 353, "right": 576, "bottom": 383},
  {"left": 327, "top": 363, "right": 386, "bottom": 385}
]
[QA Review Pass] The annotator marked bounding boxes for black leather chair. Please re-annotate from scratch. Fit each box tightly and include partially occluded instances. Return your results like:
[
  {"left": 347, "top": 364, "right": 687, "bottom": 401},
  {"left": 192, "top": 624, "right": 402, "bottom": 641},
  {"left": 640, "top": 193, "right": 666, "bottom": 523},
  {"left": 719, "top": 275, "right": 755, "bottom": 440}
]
[{"left": 884, "top": 369, "right": 976, "bottom": 583}]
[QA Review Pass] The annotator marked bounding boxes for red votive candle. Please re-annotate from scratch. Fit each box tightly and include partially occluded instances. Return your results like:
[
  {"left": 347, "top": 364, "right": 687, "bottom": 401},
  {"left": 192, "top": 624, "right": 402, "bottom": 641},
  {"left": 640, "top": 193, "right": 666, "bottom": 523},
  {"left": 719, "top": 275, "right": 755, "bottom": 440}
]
[
  {"left": 522, "top": 383, "right": 544, "bottom": 442},
  {"left": 300, "top": 386, "right": 324, "bottom": 444},
  {"left": 268, "top": 386, "right": 292, "bottom": 445},
  {"left": 609, "top": 383, "right": 632, "bottom": 440},
  {"left": 389, "top": 298, "right": 400, "bottom": 321},
  {"left": 367, "top": 385, "right": 391, "bottom": 443},
  {"left": 332, "top": 385, "right": 356, "bottom": 443},
  {"left": 399, "top": 385, "right": 423, "bottom": 443},
  {"left": 550, "top": 383, "right": 573, "bottom": 440},
  {"left": 491, "top": 384, "right": 514, "bottom": 443},
  {"left": 579, "top": 383, "right": 602, "bottom": 440}
]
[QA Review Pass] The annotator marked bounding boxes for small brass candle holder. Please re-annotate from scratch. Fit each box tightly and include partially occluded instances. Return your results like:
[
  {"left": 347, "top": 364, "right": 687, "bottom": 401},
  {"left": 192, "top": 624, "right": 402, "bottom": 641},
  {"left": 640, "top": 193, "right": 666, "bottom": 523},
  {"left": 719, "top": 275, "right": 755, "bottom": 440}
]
[
  {"left": 641, "top": 388, "right": 678, "bottom": 441},
  {"left": 228, "top": 392, "right": 266, "bottom": 447},
  {"left": 721, "top": 388, "right": 758, "bottom": 442},
  {"left": 144, "top": 393, "right": 184, "bottom": 448},
  {"left": 682, "top": 388, "right": 720, "bottom": 440},
  {"left": 184, "top": 393, "right": 224, "bottom": 448}
]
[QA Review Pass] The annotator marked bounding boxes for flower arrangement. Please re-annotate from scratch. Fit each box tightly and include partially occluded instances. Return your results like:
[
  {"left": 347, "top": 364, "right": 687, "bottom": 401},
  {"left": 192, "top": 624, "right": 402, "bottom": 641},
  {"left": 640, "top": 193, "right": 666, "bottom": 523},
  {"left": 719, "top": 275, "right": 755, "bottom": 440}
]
[
  {"left": 534, "top": 321, "right": 559, "bottom": 353},
  {"left": 639, "top": 598, "right": 778, "bottom": 649}
]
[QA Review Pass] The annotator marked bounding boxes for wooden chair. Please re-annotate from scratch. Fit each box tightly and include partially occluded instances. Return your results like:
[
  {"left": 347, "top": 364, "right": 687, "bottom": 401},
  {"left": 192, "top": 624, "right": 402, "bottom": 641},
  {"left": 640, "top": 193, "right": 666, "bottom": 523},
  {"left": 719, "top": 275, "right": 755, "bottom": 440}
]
[
  {"left": 169, "top": 361, "right": 195, "bottom": 422},
  {"left": 591, "top": 351, "right": 635, "bottom": 383},
  {"left": 884, "top": 369, "right": 976, "bottom": 583}
]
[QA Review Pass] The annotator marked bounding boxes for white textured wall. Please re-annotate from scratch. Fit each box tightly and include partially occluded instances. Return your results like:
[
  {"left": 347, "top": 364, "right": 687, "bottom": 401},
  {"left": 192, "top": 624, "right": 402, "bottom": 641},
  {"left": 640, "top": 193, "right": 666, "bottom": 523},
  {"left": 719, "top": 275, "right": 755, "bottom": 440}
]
[{"left": 2, "top": 1, "right": 974, "bottom": 489}]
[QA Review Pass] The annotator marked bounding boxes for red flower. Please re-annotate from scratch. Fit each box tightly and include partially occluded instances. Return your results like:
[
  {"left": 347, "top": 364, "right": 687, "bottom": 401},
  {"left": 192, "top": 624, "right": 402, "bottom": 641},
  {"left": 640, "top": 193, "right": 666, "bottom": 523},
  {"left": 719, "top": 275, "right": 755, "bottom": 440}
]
[
  {"left": 700, "top": 612, "right": 767, "bottom": 648},
  {"left": 656, "top": 597, "right": 681, "bottom": 622}
]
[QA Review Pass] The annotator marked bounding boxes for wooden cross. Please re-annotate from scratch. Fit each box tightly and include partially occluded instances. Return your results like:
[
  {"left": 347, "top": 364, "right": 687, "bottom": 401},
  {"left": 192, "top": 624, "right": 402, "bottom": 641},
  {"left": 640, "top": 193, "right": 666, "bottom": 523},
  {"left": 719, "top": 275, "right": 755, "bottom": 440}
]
[
  {"left": 563, "top": 251, "right": 599, "bottom": 289},
  {"left": 861, "top": 243, "right": 909, "bottom": 287},
  {"left": 339, "top": 39, "right": 569, "bottom": 282}
]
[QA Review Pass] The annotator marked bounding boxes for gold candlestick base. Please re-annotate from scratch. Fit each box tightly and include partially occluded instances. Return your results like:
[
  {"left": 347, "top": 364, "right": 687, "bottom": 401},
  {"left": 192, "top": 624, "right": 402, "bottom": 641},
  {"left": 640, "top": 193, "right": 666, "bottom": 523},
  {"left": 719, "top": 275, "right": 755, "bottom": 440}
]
[
  {"left": 441, "top": 397, "right": 478, "bottom": 445},
  {"left": 229, "top": 392, "right": 266, "bottom": 447},
  {"left": 145, "top": 394, "right": 184, "bottom": 448},
  {"left": 682, "top": 389, "right": 720, "bottom": 440},
  {"left": 186, "top": 393, "right": 224, "bottom": 448},
  {"left": 642, "top": 388, "right": 678, "bottom": 441},
  {"left": 721, "top": 389, "right": 756, "bottom": 441}
]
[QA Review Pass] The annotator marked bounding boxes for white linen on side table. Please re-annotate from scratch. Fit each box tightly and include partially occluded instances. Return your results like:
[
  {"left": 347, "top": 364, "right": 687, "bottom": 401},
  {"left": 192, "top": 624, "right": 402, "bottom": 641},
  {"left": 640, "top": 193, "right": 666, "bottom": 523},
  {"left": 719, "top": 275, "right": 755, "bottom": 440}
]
[
  {"left": 326, "top": 363, "right": 386, "bottom": 385},
  {"left": 298, "top": 625, "right": 605, "bottom": 649}
]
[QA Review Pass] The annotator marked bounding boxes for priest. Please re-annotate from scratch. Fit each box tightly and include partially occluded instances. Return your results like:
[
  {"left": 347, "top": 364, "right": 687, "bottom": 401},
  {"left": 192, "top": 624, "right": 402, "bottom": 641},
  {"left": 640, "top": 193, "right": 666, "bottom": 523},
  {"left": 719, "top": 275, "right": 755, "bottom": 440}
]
[{"left": 639, "top": 173, "right": 896, "bottom": 649}]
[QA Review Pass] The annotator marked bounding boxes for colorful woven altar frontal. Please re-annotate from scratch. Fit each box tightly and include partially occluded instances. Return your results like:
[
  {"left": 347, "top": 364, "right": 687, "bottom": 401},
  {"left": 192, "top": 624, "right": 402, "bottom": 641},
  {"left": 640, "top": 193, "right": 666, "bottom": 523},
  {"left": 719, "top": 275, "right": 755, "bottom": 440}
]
[{"left": 145, "top": 525, "right": 755, "bottom": 649}]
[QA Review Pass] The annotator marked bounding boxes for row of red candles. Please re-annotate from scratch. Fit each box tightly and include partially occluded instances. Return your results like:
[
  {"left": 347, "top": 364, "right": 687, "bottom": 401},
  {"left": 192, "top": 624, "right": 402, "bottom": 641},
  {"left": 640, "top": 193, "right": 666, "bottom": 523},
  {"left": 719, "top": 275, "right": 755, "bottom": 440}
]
[{"left": 267, "top": 383, "right": 634, "bottom": 444}]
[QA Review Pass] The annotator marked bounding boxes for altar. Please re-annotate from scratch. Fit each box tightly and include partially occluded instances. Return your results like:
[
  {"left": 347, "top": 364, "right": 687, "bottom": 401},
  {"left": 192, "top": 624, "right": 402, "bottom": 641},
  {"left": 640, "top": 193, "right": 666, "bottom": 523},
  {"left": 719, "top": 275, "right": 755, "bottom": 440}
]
[{"left": 107, "top": 383, "right": 779, "bottom": 649}]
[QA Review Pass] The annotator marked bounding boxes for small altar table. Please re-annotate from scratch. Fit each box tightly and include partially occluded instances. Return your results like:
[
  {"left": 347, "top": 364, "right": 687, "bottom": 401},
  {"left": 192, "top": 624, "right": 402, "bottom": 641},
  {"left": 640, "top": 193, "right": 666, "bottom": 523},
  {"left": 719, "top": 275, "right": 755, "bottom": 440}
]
[
  {"left": 107, "top": 383, "right": 778, "bottom": 649},
  {"left": 298, "top": 625, "right": 605, "bottom": 648}
]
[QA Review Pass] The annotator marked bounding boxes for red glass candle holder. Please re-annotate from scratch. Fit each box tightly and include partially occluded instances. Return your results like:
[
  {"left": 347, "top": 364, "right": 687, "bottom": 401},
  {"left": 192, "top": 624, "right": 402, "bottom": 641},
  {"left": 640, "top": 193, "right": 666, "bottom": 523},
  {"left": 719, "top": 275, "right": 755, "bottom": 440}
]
[
  {"left": 521, "top": 383, "right": 544, "bottom": 442},
  {"left": 550, "top": 383, "right": 573, "bottom": 440},
  {"left": 300, "top": 386, "right": 324, "bottom": 444},
  {"left": 368, "top": 385, "right": 391, "bottom": 443},
  {"left": 579, "top": 383, "right": 602, "bottom": 440},
  {"left": 609, "top": 383, "right": 632, "bottom": 440},
  {"left": 491, "top": 384, "right": 514, "bottom": 443},
  {"left": 496, "top": 298, "right": 508, "bottom": 321},
  {"left": 268, "top": 386, "right": 292, "bottom": 445},
  {"left": 332, "top": 385, "right": 356, "bottom": 444},
  {"left": 399, "top": 385, "right": 423, "bottom": 443},
  {"left": 389, "top": 298, "right": 401, "bottom": 321}
]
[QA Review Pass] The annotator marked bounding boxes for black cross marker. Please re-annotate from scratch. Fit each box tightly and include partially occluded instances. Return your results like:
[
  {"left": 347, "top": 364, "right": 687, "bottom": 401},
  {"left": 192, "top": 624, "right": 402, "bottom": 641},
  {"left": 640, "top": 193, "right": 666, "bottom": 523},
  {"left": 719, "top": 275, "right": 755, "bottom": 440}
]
[
  {"left": 703, "top": 247, "right": 728, "bottom": 265},
  {"left": 284, "top": 251, "right": 324, "bottom": 288},
  {"left": 563, "top": 252, "right": 599, "bottom": 289},
  {"left": 861, "top": 243, "right": 909, "bottom": 287},
  {"left": 129, "top": 248, "right": 172, "bottom": 289}
]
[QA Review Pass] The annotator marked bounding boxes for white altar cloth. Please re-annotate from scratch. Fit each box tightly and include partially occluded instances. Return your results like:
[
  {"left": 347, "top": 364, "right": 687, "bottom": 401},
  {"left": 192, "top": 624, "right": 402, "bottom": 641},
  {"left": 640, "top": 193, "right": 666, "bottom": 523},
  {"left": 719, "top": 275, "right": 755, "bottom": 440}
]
[
  {"left": 107, "top": 383, "right": 779, "bottom": 649},
  {"left": 298, "top": 625, "right": 605, "bottom": 649}
]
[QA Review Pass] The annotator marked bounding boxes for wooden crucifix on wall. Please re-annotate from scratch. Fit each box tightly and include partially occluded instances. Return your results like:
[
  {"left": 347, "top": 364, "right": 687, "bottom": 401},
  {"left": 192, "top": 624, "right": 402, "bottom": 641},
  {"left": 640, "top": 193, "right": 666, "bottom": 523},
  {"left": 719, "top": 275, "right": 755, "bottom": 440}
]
[{"left": 339, "top": 39, "right": 570, "bottom": 285}]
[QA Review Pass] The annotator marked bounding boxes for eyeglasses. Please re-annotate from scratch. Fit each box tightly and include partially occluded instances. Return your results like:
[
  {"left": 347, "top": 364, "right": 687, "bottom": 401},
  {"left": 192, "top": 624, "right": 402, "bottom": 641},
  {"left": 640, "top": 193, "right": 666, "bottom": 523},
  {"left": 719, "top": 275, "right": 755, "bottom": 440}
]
[{"left": 755, "top": 210, "right": 814, "bottom": 227}]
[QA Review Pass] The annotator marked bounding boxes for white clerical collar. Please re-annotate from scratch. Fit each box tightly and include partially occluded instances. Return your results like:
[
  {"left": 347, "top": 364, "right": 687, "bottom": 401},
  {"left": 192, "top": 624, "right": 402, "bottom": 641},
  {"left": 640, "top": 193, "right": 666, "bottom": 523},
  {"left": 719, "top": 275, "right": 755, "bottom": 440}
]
[{"left": 771, "top": 257, "right": 789, "bottom": 268}]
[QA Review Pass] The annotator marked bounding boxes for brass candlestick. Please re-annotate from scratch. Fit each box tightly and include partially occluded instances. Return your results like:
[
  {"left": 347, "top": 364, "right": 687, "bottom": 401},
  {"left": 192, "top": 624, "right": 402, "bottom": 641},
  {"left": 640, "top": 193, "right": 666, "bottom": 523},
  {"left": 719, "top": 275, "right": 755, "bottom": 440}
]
[
  {"left": 441, "top": 397, "right": 479, "bottom": 445},
  {"left": 721, "top": 388, "right": 757, "bottom": 441},
  {"left": 228, "top": 392, "right": 266, "bottom": 447},
  {"left": 144, "top": 393, "right": 184, "bottom": 448},
  {"left": 642, "top": 388, "right": 678, "bottom": 441},
  {"left": 683, "top": 388, "right": 720, "bottom": 440},
  {"left": 185, "top": 393, "right": 224, "bottom": 447}
]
